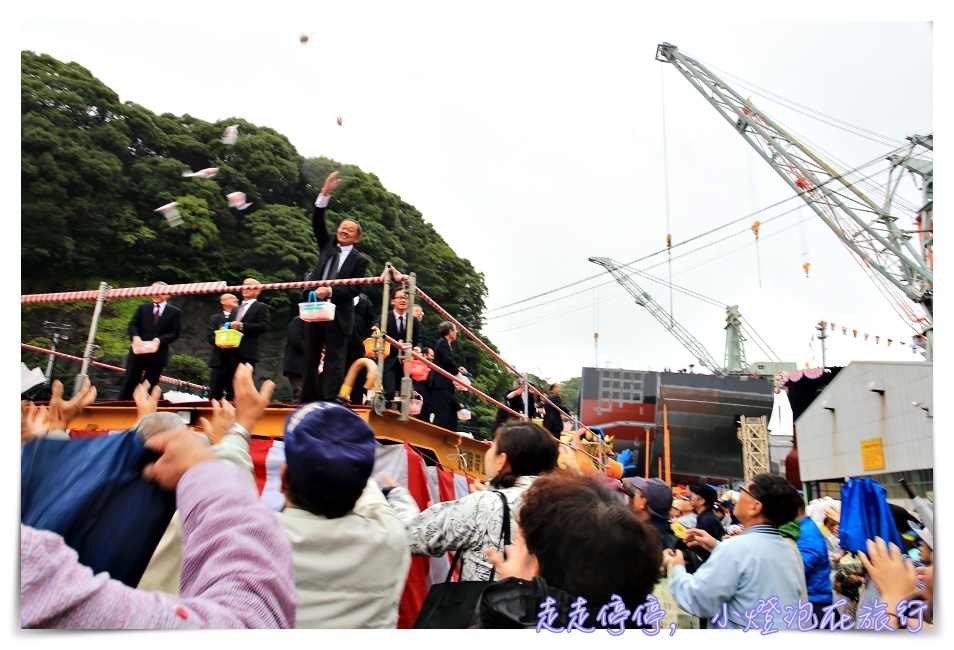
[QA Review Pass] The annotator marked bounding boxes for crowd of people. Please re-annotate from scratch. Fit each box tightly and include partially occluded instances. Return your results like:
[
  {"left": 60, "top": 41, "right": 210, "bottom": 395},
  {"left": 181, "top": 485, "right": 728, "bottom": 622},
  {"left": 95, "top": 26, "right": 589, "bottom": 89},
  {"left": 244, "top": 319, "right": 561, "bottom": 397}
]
[
  {"left": 23, "top": 170, "right": 934, "bottom": 631},
  {"left": 20, "top": 367, "right": 935, "bottom": 630}
]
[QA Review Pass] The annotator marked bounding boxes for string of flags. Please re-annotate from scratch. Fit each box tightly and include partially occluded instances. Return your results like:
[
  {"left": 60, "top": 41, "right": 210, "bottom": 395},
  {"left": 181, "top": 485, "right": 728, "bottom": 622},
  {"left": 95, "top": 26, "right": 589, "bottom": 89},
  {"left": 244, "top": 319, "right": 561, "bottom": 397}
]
[{"left": 819, "top": 320, "right": 923, "bottom": 353}]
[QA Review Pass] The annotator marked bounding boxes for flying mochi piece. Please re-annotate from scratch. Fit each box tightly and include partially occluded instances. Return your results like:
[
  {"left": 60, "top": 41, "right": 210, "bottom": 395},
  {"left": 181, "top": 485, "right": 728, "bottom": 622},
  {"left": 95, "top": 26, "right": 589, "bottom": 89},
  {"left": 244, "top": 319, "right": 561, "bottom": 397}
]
[
  {"left": 182, "top": 167, "right": 219, "bottom": 178},
  {"left": 300, "top": 34, "right": 309, "bottom": 44},
  {"left": 222, "top": 124, "right": 239, "bottom": 145},
  {"left": 155, "top": 202, "right": 183, "bottom": 227},
  {"left": 227, "top": 191, "right": 252, "bottom": 210}
]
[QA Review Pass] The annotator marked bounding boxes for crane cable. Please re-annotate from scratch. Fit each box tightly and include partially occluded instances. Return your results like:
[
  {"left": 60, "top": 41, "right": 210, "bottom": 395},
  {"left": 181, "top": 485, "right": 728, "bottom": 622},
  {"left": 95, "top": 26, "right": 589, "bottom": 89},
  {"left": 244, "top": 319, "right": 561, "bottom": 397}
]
[
  {"left": 661, "top": 65, "right": 675, "bottom": 330},
  {"left": 485, "top": 142, "right": 915, "bottom": 319}
]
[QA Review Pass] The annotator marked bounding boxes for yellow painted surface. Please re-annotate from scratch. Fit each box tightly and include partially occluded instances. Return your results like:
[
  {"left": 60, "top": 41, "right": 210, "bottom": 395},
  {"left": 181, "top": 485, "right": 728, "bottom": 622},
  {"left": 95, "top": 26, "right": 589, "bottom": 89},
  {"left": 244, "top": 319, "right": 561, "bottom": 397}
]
[
  {"left": 71, "top": 404, "right": 489, "bottom": 481},
  {"left": 861, "top": 437, "right": 886, "bottom": 471}
]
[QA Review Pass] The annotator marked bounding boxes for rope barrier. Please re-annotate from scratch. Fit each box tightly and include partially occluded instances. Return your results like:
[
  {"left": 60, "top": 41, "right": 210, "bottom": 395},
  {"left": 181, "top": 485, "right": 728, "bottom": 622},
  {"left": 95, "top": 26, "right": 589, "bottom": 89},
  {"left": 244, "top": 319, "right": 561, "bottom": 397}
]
[
  {"left": 21, "top": 273, "right": 393, "bottom": 304},
  {"left": 22, "top": 266, "right": 602, "bottom": 470},
  {"left": 380, "top": 333, "right": 604, "bottom": 468},
  {"left": 21, "top": 343, "right": 209, "bottom": 392},
  {"left": 411, "top": 286, "right": 583, "bottom": 432}
]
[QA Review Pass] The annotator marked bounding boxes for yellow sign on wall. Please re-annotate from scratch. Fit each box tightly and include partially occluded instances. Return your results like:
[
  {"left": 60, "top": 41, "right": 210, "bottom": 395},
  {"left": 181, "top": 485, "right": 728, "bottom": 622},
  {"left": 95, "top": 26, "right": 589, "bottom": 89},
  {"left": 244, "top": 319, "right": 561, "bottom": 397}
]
[{"left": 861, "top": 438, "right": 886, "bottom": 471}]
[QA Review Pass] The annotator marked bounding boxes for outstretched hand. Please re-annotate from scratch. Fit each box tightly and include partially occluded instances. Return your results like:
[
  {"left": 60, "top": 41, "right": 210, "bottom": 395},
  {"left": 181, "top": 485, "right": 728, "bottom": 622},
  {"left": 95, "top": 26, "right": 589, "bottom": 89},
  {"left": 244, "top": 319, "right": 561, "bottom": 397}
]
[
  {"left": 321, "top": 171, "right": 340, "bottom": 196},
  {"left": 233, "top": 363, "right": 274, "bottom": 431},
  {"left": 485, "top": 529, "right": 538, "bottom": 580},
  {"left": 48, "top": 378, "right": 97, "bottom": 431},
  {"left": 21, "top": 401, "right": 50, "bottom": 444},
  {"left": 142, "top": 427, "right": 217, "bottom": 491},
  {"left": 858, "top": 536, "right": 917, "bottom": 616},
  {"left": 683, "top": 528, "right": 719, "bottom": 551},
  {"left": 199, "top": 398, "right": 237, "bottom": 446},
  {"left": 133, "top": 381, "right": 163, "bottom": 419}
]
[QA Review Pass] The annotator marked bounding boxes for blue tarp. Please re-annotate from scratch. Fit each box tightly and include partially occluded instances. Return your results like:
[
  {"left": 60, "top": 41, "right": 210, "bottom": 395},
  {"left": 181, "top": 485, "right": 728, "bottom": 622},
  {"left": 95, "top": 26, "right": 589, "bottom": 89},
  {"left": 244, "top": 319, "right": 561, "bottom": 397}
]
[
  {"left": 839, "top": 477, "right": 903, "bottom": 554},
  {"left": 21, "top": 430, "right": 176, "bottom": 587}
]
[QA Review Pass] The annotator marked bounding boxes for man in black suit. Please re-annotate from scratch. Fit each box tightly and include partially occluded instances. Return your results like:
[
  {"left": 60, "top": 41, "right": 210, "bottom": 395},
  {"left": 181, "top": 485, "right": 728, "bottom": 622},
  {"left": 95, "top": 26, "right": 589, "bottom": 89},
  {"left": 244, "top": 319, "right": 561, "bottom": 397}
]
[
  {"left": 376, "top": 287, "right": 422, "bottom": 404},
  {"left": 206, "top": 293, "right": 239, "bottom": 400},
  {"left": 219, "top": 278, "right": 271, "bottom": 398},
  {"left": 542, "top": 382, "right": 570, "bottom": 439},
  {"left": 429, "top": 321, "right": 467, "bottom": 432},
  {"left": 301, "top": 171, "right": 371, "bottom": 403},
  {"left": 343, "top": 292, "right": 378, "bottom": 405},
  {"left": 117, "top": 281, "right": 182, "bottom": 400},
  {"left": 282, "top": 315, "right": 306, "bottom": 403}
]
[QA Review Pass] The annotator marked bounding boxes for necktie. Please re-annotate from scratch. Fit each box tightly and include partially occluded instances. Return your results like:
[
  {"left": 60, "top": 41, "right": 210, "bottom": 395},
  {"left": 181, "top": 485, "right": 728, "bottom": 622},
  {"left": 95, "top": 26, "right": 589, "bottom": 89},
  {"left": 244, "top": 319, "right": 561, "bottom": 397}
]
[
  {"left": 235, "top": 302, "right": 247, "bottom": 322},
  {"left": 324, "top": 246, "right": 341, "bottom": 281},
  {"left": 153, "top": 305, "right": 160, "bottom": 326},
  {"left": 398, "top": 315, "right": 405, "bottom": 337}
]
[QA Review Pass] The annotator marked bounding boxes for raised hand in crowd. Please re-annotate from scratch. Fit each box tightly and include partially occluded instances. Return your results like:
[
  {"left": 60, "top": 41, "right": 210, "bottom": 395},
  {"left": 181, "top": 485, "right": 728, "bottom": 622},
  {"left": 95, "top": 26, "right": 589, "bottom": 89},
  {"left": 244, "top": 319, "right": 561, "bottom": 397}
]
[
  {"left": 858, "top": 536, "right": 918, "bottom": 628},
  {"left": 233, "top": 362, "right": 275, "bottom": 431},
  {"left": 21, "top": 400, "right": 49, "bottom": 444},
  {"left": 133, "top": 381, "right": 163, "bottom": 420},
  {"left": 48, "top": 378, "right": 97, "bottom": 431},
  {"left": 485, "top": 527, "right": 537, "bottom": 581},
  {"left": 142, "top": 426, "right": 217, "bottom": 491},
  {"left": 199, "top": 398, "right": 237, "bottom": 446},
  {"left": 682, "top": 527, "right": 720, "bottom": 552}
]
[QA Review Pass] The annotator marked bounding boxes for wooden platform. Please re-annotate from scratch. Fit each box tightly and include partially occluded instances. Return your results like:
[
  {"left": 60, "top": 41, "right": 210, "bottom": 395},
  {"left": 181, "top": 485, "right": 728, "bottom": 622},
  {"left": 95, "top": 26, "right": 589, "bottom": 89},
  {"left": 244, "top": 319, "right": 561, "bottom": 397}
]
[{"left": 73, "top": 402, "right": 490, "bottom": 481}]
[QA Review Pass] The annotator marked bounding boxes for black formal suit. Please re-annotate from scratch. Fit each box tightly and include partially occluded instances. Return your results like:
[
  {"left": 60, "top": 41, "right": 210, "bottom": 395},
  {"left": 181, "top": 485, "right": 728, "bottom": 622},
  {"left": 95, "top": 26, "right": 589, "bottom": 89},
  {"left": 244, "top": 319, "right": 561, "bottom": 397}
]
[
  {"left": 428, "top": 336, "right": 461, "bottom": 431},
  {"left": 282, "top": 315, "right": 306, "bottom": 402},
  {"left": 344, "top": 293, "right": 378, "bottom": 405},
  {"left": 382, "top": 309, "right": 422, "bottom": 401},
  {"left": 543, "top": 391, "right": 569, "bottom": 438},
  {"left": 217, "top": 299, "right": 270, "bottom": 400},
  {"left": 301, "top": 203, "right": 370, "bottom": 402},
  {"left": 206, "top": 309, "right": 234, "bottom": 400},
  {"left": 117, "top": 301, "right": 182, "bottom": 400},
  {"left": 233, "top": 300, "right": 269, "bottom": 363}
]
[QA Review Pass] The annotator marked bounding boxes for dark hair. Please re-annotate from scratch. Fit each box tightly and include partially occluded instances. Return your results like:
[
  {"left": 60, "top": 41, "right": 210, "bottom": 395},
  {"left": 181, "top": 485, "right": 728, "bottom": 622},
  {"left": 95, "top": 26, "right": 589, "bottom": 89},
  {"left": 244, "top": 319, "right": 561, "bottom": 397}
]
[
  {"left": 438, "top": 320, "right": 456, "bottom": 337},
  {"left": 749, "top": 473, "right": 802, "bottom": 527},
  {"left": 519, "top": 472, "right": 663, "bottom": 610},
  {"left": 339, "top": 218, "right": 362, "bottom": 235},
  {"left": 285, "top": 480, "right": 361, "bottom": 520},
  {"left": 488, "top": 421, "right": 559, "bottom": 489}
]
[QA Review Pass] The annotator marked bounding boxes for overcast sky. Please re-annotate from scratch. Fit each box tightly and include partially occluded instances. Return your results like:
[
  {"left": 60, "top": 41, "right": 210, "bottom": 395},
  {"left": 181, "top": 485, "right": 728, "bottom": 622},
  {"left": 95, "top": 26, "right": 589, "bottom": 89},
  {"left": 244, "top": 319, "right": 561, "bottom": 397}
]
[{"left": 16, "top": 5, "right": 939, "bottom": 387}]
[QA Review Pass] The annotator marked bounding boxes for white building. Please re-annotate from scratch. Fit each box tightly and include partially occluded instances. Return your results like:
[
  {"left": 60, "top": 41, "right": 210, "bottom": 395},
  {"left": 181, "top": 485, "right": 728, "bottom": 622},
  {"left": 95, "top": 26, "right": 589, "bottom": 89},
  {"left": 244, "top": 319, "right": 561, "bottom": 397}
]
[{"left": 794, "top": 361, "right": 933, "bottom": 504}]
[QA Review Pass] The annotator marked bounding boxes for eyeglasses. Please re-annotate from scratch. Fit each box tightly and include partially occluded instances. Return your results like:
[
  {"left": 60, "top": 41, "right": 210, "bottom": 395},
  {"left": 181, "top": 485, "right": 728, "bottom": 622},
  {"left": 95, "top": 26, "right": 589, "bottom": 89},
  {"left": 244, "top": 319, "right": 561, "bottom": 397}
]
[{"left": 739, "top": 485, "right": 761, "bottom": 502}]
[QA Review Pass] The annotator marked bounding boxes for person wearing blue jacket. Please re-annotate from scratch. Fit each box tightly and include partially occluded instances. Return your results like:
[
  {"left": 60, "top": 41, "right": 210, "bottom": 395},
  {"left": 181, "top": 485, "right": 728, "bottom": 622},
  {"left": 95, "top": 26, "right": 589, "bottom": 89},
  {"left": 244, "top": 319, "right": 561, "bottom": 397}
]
[{"left": 797, "top": 503, "right": 834, "bottom": 628}]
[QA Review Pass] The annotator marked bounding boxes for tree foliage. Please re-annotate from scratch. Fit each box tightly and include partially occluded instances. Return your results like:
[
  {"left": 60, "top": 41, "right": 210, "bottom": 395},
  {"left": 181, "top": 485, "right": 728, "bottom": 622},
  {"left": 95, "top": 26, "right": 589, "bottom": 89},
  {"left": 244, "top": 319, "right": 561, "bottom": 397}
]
[{"left": 20, "top": 51, "right": 578, "bottom": 434}]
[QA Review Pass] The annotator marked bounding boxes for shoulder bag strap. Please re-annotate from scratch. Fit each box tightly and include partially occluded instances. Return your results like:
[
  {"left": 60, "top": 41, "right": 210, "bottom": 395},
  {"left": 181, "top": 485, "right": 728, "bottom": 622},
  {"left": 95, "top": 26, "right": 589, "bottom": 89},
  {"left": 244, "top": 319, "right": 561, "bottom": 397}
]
[
  {"left": 485, "top": 490, "right": 511, "bottom": 582},
  {"left": 444, "top": 490, "right": 512, "bottom": 583}
]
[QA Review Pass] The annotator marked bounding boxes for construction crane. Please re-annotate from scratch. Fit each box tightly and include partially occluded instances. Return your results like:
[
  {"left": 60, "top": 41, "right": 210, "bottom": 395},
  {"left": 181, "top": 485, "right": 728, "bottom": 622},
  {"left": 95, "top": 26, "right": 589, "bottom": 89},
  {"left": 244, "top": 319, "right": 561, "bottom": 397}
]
[
  {"left": 655, "top": 42, "right": 933, "bottom": 361},
  {"left": 589, "top": 256, "right": 747, "bottom": 376}
]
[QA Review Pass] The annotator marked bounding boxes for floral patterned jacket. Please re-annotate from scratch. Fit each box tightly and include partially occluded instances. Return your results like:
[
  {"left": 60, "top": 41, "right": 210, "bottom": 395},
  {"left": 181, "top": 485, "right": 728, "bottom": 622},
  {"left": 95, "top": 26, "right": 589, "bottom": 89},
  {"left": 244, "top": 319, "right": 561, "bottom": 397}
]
[{"left": 386, "top": 475, "right": 539, "bottom": 582}]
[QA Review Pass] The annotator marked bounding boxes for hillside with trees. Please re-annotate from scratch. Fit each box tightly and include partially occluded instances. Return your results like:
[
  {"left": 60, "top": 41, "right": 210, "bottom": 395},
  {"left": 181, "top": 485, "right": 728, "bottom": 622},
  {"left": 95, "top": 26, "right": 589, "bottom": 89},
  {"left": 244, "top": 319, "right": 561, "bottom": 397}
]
[{"left": 20, "top": 50, "right": 576, "bottom": 438}]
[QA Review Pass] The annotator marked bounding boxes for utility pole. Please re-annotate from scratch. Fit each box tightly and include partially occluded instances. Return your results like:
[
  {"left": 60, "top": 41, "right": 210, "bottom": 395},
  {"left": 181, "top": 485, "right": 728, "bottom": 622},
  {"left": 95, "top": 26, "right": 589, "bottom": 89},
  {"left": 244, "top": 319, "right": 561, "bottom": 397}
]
[
  {"left": 42, "top": 321, "right": 71, "bottom": 383},
  {"left": 74, "top": 281, "right": 109, "bottom": 397},
  {"left": 816, "top": 321, "right": 828, "bottom": 368}
]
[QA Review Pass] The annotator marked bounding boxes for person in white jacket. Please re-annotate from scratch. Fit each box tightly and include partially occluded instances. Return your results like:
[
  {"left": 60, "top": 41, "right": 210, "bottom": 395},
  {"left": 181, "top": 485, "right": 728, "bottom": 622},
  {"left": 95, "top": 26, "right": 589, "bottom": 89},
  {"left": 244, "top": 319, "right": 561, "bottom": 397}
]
[{"left": 275, "top": 401, "right": 411, "bottom": 628}]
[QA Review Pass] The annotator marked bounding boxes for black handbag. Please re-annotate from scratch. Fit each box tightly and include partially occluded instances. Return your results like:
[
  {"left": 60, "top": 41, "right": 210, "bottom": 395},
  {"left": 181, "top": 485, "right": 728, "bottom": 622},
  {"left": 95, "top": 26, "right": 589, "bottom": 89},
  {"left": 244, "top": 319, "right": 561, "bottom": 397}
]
[{"left": 412, "top": 491, "right": 511, "bottom": 629}]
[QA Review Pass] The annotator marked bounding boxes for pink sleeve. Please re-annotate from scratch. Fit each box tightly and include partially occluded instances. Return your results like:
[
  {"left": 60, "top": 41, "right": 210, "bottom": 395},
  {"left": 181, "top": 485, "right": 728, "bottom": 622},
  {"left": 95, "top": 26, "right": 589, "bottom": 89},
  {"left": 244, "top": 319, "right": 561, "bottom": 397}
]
[{"left": 20, "top": 461, "right": 296, "bottom": 629}]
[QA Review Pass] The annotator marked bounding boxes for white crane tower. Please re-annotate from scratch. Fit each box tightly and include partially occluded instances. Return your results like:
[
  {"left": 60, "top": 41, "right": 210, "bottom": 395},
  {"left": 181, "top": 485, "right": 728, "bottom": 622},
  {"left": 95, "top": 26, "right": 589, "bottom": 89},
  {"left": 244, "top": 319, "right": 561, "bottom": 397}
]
[{"left": 655, "top": 42, "right": 933, "bottom": 360}]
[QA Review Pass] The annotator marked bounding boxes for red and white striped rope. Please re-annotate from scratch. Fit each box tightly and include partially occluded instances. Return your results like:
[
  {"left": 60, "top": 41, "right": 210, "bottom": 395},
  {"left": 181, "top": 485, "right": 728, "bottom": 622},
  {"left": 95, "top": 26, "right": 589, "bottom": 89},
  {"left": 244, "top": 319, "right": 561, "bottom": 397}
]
[
  {"left": 21, "top": 273, "right": 393, "bottom": 304},
  {"left": 21, "top": 343, "right": 208, "bottom": 392},
  {"left": 381, "top": 333, "right": 523, "bottom": 418},
  {"left": 382, "top": 334, "right": 600, "bottom": 464}
]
